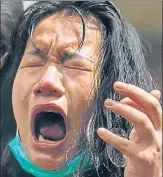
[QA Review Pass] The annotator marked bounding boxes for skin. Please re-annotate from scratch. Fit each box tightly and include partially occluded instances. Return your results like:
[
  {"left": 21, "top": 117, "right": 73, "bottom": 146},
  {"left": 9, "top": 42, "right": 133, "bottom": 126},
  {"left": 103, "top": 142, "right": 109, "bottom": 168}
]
[
  {"left": 97, "top": 82, "right": 162, "bottom": 177},
  {"left": 12, "top": 12, "right": 101, "bottom": 170},
  {"left": 12, "top": 10, "right": 162, "bottom": 176}
]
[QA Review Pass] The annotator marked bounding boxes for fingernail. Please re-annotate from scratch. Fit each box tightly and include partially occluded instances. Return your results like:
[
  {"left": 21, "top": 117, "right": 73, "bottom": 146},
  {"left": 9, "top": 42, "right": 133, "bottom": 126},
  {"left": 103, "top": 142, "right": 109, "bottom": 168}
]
[
  {"left": 114, "top": 81, "right": 127, "bottom": 89},
  {"left": 105, "top": 99, "right": 115, "bottom": 106},
  {"left": 97, "top": 128, "right": 106, "bottom": 137}
]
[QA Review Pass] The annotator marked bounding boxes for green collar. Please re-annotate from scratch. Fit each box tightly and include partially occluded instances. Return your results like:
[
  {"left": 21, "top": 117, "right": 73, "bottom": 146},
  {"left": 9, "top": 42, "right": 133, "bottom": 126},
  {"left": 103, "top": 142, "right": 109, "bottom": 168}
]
[{"left": 9, "top": 134, "right": 89, "bottom": 177}]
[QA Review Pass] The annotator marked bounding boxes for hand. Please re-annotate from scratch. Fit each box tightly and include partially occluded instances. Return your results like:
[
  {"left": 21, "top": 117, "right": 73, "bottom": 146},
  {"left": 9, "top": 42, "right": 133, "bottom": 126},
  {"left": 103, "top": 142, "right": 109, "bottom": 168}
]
[{"left": 97, "top": 81, "right": 162, "bottom": 177}]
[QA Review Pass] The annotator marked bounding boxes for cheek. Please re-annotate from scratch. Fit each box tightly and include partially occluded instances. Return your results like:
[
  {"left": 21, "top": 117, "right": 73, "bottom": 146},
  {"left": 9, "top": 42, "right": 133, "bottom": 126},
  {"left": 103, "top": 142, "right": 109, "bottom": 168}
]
[
  {"left": 12, "top": 73, "right": 28, "bottom": 130},
  {"left": 12, "top": 70, "right": 38, "bottom": 124},
  {"left": 13, "top": 72, "right": 29, "bottom": 107},
  {"left": 63, "top": 71, "right": 95, "bottom": 139},
  {"left": 63, "top": 69, "right": 95, "bottom": 114},
  {"left": 12, "top": 68, "right": 42, "bottom": 104}
]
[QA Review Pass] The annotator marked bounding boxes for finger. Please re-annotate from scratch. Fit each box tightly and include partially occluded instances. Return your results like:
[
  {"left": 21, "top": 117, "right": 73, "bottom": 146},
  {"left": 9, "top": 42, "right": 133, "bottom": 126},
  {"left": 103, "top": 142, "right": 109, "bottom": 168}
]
[
  {"left": 114, "top": 82, "right": 162, "bottom": 130},
  {"left": 120, "top": 97, "right": 140, "bottom": 110},
  {"left": 104, "top": 99, "right": 155, "bottom": 138},
  {"left": 150, "top": 90, "right": 161, "bottom": 100},
  {"left": 120, "top": 90, "right": 161, "bottom": 110},
  {"left": 97, "top": 127, "right": 133, "bottom": 155}
]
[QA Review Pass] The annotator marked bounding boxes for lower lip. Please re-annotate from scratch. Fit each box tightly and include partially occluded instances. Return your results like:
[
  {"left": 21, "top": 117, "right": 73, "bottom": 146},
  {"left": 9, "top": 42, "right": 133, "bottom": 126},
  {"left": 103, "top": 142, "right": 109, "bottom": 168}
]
[{"left": 32, "top": 134, "right": 68, "bottom": 149}]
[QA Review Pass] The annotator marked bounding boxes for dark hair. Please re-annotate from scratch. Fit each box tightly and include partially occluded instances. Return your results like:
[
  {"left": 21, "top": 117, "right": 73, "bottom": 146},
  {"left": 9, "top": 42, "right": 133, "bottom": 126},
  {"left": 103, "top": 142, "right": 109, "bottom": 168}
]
[
  {"left": 0, "top": 1, "right": 24, "bottom": 68},
  {"left": 1, "top": 1, "right": 156, "bottom": 177}
]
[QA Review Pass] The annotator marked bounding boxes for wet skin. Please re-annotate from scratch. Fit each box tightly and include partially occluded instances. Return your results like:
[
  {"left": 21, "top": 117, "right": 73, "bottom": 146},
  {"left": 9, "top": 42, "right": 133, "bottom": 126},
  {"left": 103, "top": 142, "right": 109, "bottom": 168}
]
[{"left": 12, "top": 12, "right": 101, "bottom": 170}]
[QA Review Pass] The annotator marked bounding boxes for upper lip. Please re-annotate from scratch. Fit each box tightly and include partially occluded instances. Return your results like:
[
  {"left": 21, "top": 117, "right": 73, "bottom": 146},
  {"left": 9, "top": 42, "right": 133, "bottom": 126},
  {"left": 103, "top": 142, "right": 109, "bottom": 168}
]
[{"left": 31, "top": 103, "right": 67, "bottom": 140}]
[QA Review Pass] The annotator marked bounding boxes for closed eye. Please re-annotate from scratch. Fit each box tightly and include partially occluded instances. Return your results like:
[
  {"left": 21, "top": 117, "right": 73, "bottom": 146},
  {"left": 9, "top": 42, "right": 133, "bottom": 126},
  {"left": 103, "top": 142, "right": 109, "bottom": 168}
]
[
  {"left": 20, "top": 48, "right": 45, "bottom": 69},
  {"left": 64, "top": 65, "right": 92, "bottom": 72},
  {"left": 61, "top": 51, "right": 85, "bottom": 61},
  {"left": 27, "top": 48, "right": 44, "bottom": 57}
]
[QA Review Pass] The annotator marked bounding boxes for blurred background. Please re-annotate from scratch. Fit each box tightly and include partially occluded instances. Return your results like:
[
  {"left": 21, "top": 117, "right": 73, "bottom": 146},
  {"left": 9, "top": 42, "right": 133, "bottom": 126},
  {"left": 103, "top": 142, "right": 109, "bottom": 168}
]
[{"left": 114, "top": 1, "right": 162, "bottom": 92}]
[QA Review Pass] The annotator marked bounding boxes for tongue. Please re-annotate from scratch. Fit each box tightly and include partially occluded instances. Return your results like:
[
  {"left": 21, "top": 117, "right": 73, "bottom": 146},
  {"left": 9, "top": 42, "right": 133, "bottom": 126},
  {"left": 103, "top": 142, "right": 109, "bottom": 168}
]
[{"left": 40, "top": 124, "right": 66, "bottom": 141}]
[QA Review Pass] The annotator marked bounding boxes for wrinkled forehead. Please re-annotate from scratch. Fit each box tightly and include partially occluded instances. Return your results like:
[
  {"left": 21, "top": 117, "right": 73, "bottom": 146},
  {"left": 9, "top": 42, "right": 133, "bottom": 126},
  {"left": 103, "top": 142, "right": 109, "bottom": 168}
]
[{"left": 32, "top": 11, "right": 102, "bottom": 49}]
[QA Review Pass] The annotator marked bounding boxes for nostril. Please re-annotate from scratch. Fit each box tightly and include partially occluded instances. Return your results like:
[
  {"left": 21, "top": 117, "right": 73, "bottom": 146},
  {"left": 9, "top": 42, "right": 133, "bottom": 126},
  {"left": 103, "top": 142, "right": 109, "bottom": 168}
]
[
  {"left": 51, "top": 90, "right": 57, "bottom": 94},
  {"left": 34, "top": 89, "right": 59, "bottom": 95},
  {"left": 36, "top": 90, "right": 43, "bottom": 94},
  {"left": 33, "top": 78, "right": 65, "bottom": 96}
]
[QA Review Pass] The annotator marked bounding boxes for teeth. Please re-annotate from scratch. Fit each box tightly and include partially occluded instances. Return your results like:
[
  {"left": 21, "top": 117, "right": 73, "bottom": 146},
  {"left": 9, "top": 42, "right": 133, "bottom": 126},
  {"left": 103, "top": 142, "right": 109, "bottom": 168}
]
[
  {"left": 38, "top": 134, "right": 45, "bottom": 141},
  {"left": 38, "top": 134, "right": 59, "bottom": 142},
  {"left": 38, "top": 134, "right": 52, "bottom": 142}
]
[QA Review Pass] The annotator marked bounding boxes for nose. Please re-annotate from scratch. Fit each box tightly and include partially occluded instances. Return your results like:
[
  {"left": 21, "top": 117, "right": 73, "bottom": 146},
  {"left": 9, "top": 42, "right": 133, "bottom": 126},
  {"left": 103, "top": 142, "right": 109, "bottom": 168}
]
[{"left": 33, "top": 65, "right": 65, "bottom": 97}]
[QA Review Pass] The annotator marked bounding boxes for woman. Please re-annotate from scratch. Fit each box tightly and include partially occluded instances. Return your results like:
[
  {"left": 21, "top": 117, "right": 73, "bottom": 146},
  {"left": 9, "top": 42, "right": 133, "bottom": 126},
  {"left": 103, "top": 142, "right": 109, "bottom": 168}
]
[{"left": 1, "top": 1, "right": 162, "bottom": 177}]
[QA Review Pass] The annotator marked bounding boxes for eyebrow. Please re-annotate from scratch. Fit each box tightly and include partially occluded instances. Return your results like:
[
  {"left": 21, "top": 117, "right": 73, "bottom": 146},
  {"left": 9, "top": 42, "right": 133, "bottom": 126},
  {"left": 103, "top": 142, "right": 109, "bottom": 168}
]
[{"left": 25, "top": 40, "right": 95, "bottom": 63}]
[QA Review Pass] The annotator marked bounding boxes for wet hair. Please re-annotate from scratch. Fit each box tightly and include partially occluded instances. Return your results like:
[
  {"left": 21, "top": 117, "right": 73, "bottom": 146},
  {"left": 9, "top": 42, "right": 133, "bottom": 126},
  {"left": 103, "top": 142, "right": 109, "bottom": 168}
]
[
  {"left": 1, "top": 1, "right": 156, "bottom": 177},
  {"left": 0, "top": 1, "right": 24, "bottom": 68}
]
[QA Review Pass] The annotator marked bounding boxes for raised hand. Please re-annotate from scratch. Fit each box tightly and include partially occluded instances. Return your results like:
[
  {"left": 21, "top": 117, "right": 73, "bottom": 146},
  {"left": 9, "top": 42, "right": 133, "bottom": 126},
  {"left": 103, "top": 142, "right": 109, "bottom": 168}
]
[{"left": 97, "top": 81, "right": 162, "bottom": 177}]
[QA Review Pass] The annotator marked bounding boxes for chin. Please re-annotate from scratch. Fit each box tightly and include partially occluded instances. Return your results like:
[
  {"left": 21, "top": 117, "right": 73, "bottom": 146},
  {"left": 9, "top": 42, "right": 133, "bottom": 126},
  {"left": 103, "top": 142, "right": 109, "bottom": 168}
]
[
  {"left": 28, "top": 149, "right": 67, "bottom": 170},
  {"left": 23, "top": 135, "right": 77, "bottom": 171}
]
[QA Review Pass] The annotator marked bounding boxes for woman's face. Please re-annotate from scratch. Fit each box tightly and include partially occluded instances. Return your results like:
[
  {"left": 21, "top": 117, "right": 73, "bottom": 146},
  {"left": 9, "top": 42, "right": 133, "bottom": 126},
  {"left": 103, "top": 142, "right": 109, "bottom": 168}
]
[{"left": 12, "top": 11, "right": 101, "bottom": 170}]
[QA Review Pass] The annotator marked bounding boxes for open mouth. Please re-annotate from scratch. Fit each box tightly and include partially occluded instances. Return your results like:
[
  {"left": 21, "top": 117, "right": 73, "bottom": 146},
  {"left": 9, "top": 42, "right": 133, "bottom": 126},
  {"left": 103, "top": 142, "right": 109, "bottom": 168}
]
[{"left": 34, "top": 111, "right": 66, "bottom": 143}]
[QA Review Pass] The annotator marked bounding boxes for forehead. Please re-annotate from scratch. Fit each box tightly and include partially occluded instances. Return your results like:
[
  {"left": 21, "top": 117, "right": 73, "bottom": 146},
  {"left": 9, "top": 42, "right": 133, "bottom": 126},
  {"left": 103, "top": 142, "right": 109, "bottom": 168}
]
[{"left": 32, "top": 11, "right": 102, "bottom": 50}]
